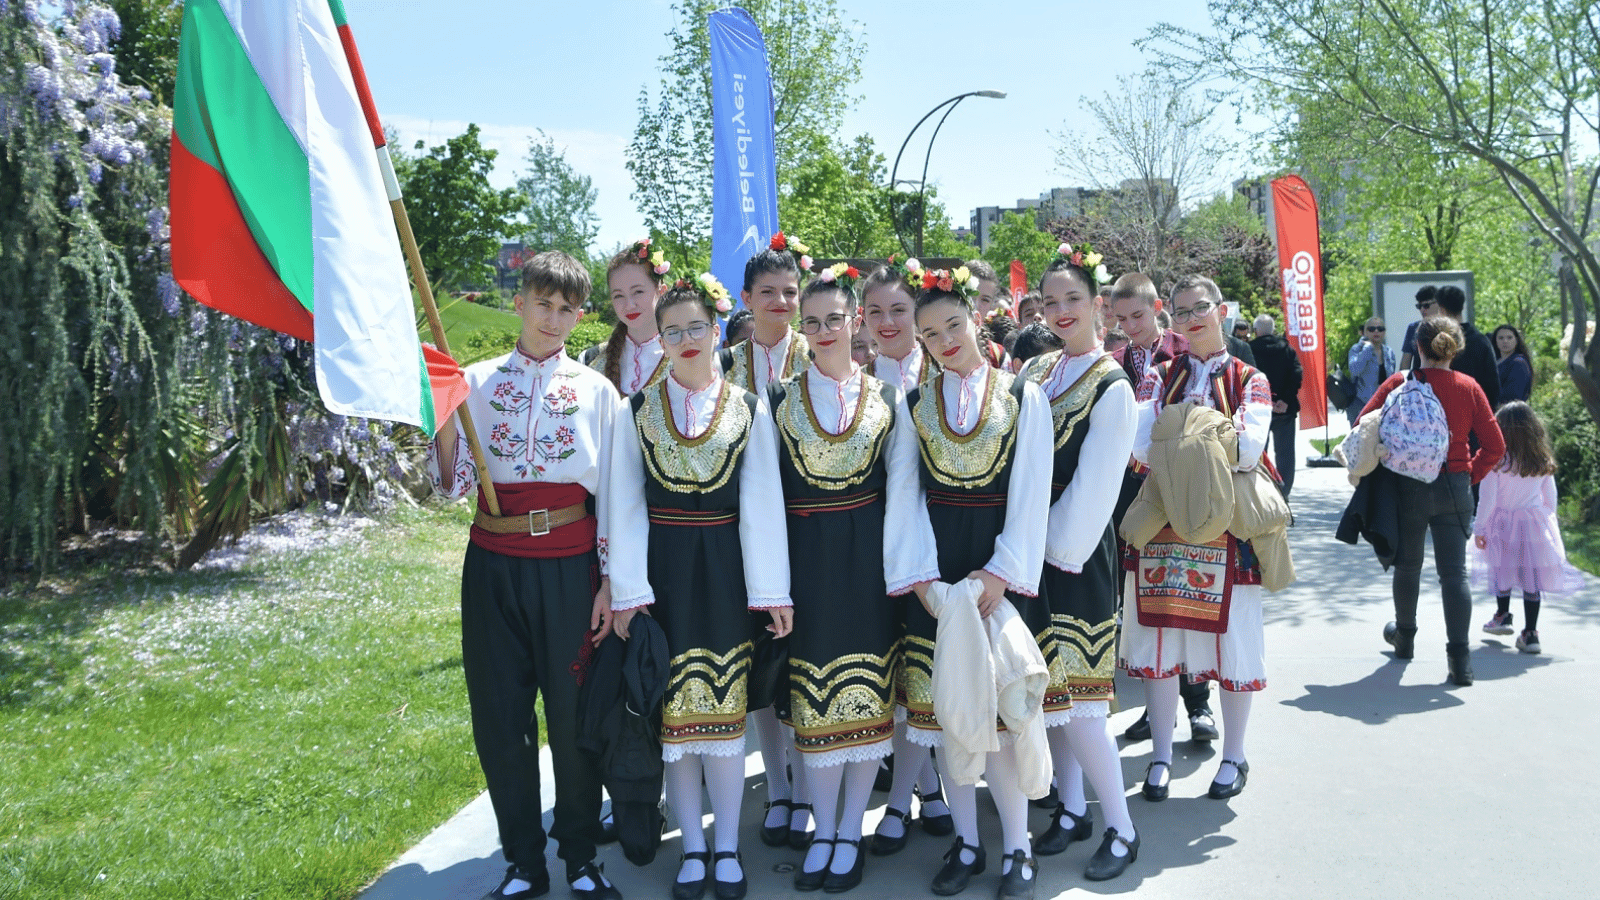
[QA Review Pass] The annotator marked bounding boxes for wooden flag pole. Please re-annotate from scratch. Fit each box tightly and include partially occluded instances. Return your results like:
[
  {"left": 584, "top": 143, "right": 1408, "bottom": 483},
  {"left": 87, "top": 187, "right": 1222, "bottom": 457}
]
[{"left": 388, "top": 189, "right": 502, "bottom": 518}]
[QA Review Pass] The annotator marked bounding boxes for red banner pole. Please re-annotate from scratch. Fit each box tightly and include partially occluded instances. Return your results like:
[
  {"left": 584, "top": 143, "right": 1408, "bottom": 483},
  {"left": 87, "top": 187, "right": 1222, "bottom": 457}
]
[{"left": 1270, "top": 175, "right": 1329, "bottom": 430}]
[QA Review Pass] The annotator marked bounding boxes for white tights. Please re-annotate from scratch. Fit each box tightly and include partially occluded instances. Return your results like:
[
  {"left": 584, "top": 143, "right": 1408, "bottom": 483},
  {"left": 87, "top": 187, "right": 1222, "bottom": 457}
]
[
  {"left": 876, "top": 721, "right": 943, "bottom": 840},
  {"left": 801, "top": 758, "right": 878, "bottom": 875},
  {"left": 937, "top": 743, "right": 1031, "bottom": 873},
  {"left": 666, "top": 753, "right": 747, "bottom": 883},
  {"left": 1145, "top": 676, "right": 1251, "bottom": 786},
  {"left": 1047, "top": 718, "right": 1135, "bottom": 853},
  {"left": 751, "top": 707, "right": 811, "bottom": 831}
]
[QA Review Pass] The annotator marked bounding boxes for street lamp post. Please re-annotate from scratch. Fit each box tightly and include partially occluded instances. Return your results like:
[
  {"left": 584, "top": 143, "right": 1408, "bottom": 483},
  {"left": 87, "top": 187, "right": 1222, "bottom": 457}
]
[{"left": 889, "top": 90, "right": 1006, "bottom": 257}]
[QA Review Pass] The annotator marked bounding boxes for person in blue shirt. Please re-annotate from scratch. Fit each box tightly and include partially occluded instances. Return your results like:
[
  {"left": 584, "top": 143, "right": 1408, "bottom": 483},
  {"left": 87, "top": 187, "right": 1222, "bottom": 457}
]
[{"left": 1346, "top": 317, "right": 1397, "bottom": 425}]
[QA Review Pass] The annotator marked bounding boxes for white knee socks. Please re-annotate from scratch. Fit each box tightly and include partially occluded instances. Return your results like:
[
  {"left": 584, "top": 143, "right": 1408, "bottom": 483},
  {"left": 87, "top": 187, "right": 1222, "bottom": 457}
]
[
  {"left": 983, "top": 745, "right": 1033, "bottom": 876},
  {"left": 1217, "top": 689, "right": 1252, "bottom": 783},
  {"left": 935, "top": 746, "right": 980, "bottom": 863},
  {"left": 701, "top": 752, "right": 746, "bottom": 881},
  {"left": 666, "top": 756, "right": 707, "bottom": 881},
  {"left": 1144, "top": 676, "right": 1181, "bottom": 780},
  {"left": 878, "top": 724, "right": 929, "bottom": 840},
  {"left": 1062, "top": 717, "right": 1135, "bottom": 851}
]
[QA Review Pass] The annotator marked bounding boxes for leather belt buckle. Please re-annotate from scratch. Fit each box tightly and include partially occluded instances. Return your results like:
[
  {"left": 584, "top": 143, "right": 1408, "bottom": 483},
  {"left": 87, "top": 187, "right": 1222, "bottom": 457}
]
[{"left": 527, "top": 508, "right": 551, "bottom": 536}]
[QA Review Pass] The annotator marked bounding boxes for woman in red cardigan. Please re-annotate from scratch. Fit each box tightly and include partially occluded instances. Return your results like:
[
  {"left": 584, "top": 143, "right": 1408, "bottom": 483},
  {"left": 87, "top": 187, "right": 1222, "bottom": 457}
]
[{"left": 1360, "top": 316, "right": 1504, "bottom": 685}]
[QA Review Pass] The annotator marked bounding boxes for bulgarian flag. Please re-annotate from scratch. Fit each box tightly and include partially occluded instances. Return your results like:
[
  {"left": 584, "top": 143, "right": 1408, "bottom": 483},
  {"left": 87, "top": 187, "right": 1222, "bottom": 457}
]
[{"left": 170, "top": 0, "right": 465, "bottom": 435}]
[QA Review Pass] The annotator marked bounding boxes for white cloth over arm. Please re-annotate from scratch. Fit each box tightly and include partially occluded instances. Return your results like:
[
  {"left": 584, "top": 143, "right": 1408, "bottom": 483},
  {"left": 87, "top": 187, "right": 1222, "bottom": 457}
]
[
  {"left": 982, "top": 380, "right": 1053, "bottom": 596},
  {"left": 927, "top": 578, "right": 996, "bottom": 786},
  {"left": 1046, "top": 378, "right": 1136, "bottom": 573},
  {"left": 739, "top": 395, "right": 792, "bottom": 609},
  {"left": 885, "top": 392, "right": 942, "bottom": 595}
]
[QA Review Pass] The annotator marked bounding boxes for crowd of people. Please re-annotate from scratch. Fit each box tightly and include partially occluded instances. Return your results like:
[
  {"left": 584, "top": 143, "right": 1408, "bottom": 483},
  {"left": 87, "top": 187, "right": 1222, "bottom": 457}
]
[{"left": 429, "top": 241, "right": 1582, "bottom": 900}]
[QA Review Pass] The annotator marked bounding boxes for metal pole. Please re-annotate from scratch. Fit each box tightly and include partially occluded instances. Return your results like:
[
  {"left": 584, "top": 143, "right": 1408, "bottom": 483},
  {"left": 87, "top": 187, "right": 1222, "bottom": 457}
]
[{"left": 888, "top": 90, "right": 1005, "bottom": 257}]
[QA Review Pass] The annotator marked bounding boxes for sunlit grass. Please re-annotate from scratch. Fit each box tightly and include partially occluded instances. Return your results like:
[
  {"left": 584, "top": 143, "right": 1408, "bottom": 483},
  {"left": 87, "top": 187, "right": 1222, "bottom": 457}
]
[{"left": 0, "top": 504, "right": 488, "bottom": 900}]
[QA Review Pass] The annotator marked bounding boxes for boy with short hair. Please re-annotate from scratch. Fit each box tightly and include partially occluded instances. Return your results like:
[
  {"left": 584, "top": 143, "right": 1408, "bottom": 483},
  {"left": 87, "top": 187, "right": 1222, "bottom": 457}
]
[{"left": 429, "top": 250, "right": 625, "bottom": 900}]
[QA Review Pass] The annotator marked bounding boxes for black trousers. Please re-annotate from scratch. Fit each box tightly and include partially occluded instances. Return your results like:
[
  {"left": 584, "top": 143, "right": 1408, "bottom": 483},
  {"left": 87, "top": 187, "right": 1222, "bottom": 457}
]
[
  {"left": 1267, "top": 413, "right": 1298, "bottom": 498},
  {"left": 461, "top": 542, "right": 604, "bottom": 878},
  {"left": 1391, "top": 471, "right": 1475, "bottom": 650}
]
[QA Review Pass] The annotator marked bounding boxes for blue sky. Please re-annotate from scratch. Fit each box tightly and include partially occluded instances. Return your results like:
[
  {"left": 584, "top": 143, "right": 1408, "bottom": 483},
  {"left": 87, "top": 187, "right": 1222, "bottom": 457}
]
[{"left": 342, "top": 0, "right": 1263, "bottom": 251}]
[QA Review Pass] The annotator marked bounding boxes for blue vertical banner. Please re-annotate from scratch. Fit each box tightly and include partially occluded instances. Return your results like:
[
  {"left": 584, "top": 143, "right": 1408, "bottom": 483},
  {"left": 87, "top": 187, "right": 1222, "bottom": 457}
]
[{"left": 709, "top": 8, "right": 778, "bottom": 309}]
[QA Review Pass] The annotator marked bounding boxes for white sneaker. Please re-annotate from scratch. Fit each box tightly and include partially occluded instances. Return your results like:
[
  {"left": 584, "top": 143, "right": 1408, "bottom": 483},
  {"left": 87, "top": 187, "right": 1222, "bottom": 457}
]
[{"left": 1515, "top": 629, "right": 1541, "bottom": 654}]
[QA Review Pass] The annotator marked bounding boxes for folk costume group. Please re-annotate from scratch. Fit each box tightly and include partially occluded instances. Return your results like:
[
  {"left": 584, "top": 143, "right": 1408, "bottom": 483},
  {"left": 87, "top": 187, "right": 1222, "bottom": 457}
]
[{"left": 428, "top": 236, "right": 1292, "bottom": 900}]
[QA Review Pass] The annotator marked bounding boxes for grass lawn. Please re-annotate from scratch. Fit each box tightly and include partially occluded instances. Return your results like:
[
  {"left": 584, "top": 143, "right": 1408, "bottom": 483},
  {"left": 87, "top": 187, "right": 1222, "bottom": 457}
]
[
  {"left": 0, "top": 504, "right": 489, "bottom": 900},
  {"left": 1311, "top": 434, "right": 1346, "bottom": 455},
  {"left": 1565, "top": 517, "right": 1600, "bottom": 578}
]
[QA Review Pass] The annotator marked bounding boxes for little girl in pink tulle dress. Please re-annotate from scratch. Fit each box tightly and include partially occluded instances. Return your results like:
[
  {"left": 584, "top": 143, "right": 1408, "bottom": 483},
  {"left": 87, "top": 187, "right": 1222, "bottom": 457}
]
[{"left": 1475, "top": 402, "right": 1588, "bottom": 654}]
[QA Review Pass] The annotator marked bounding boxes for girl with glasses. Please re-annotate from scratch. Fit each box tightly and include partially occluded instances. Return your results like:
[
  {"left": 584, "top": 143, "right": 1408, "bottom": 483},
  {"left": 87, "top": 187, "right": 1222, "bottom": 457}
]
[
  {"left": 608, "top": 275, "right": 792, "bottom": 900},
  {"left": 769, "top": 270, "right": 940, "bottom": 892}
]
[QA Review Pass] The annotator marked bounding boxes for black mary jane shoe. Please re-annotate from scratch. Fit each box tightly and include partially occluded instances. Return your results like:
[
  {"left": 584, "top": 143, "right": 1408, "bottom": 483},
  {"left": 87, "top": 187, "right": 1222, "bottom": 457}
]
[
  {"left": 1030, "top": 784, "right": 1059, "bottom": 809},
  {"left": 794, "top": 838, "right": 834, "bottom": 892},
  {"left": 916, "top": 787, "right": 954, "bottom": 837},
  {"left": 1207, "top": 759, "right": 1249, "bottom": 799},
  {"left": 868, "top": 807, "right": 912, "bottom": 856},
  {"left": 822, "top": 837, "right": 865, "bottom": 894},
  {"left": 758, "top": 799, "right": 792, "bottom": 847},
  {"left": 484, "top": 864, "right": 550, "bottom": 900},
  {"left": 566, "top": 862, "right": 621, "bottom": 900},
  {"left": 671, "top": 851, "right": 710, "bottom": 900},
  {"left": 1083, "top": 827, "right": 1139, "bottom": 881},
  {"left": 712, "top": 850, "right": 747, "bottom": 900},
  {"left": 1122, "top": 710, "right": 1152, "bottom": 742},
  {"left": 1141, "top": 760, "right": 1170, "bottom": 802},
  {"left": 1033, "top": 803, "right": 1092, "bottom": 856},
  {"left": 996, "top": 849, "right": 1038, "bottom": 900},
  {"left": 787, "top": 802, "right": 816, "bottom": 850},
  {"left": 930, "top": 838, "right": 986, "bottom": 896}
]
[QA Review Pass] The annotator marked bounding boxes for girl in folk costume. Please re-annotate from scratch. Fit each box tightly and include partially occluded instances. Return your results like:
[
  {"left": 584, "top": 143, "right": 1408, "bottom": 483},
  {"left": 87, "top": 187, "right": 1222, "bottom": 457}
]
[
  {"left": 608, "top": 275, "right": 792, "bottom": 900},
  {"left": 590, "top": 239, "right": 671, "bottom": 396},
  {"left": 771, "top": 266, "right": 941, "bottom": 892},
  {"left": 1119, "top": 275, "right": 1277, "bottom": 803},
  {"left": 861, "top": 259, "right": 954, "bottom": 851},
  {"left": 863, "top": 260, "right": 940, "bottom": 393},
  {"left": 428, "top": 252, "right": 624, "bottom": 900},
  {"left": 904, "top": 267, "right": 1054, "bottom": 900},
  {"left": 720, "top": 233, "right": 812, "bottom": 394},
  {"left": 1016, "top": 254, "right": 1141, "bottom": 881}
]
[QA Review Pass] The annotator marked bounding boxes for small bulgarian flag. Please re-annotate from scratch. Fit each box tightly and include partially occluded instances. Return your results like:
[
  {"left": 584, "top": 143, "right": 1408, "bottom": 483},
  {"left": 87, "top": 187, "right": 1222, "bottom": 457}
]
[{"left": 171, "top": 0, "right": 461, "bottom": 435}]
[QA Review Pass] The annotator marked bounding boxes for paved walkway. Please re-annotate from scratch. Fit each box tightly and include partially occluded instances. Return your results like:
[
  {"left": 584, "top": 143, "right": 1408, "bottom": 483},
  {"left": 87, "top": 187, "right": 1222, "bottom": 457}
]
[{"left": 360, "top": 421, "right": 1600, "bottom": 900}]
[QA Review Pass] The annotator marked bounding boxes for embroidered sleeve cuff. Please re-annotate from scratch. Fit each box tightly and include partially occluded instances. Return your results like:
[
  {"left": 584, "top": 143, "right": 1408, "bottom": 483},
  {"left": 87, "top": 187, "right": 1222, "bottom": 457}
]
[
  {"left": 1044, "top": 552, "right": 1083, "bottom": 575},
  {"left": 984, "top": 562, "right": 1038, "bottom": 598},
  {"left": 596, "top": 537, "right": 610, "bottom": 576},
  {"left": 887, "top": 571, "right": 942, "bottom": 597},
  {"left": 611, "top": 592, "right": 654, "bottom": 612},
  {"left": 747, "top": 595, "right": 793, "bottom": 609}
]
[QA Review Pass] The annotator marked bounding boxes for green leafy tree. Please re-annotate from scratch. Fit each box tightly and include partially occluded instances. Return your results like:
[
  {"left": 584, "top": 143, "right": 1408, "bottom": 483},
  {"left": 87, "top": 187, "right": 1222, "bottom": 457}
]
[
  {"left": 1147, "top": 0, "right": 1600, "bottom": 429},
  {"left": 395, "top": 124, "right": 526, "bottom": 292},
  {"left": 108, "top": 0, "right": 182, "bottom": 105},
  {"left": 627, "top": 0, "right": 865, "bottom": 262},
  {"left": 981, "top": 211, "right": 1057, "bottom": 291},
  {"left": 516, "top": 130, "right": 599, "bottom": 261},
  {"left": 781, "top": 134, "right": 899, "bottom": 260}
]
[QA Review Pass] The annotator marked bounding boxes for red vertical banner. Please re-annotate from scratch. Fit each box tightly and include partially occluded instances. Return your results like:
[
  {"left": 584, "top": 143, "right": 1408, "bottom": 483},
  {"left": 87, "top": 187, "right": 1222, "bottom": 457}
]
[
  {"left": 1271, "top": 175, "right": 1329, "bottom": 429},
  {"left": 1009, "top": 259, "right": 1027, "bottom": 305}
]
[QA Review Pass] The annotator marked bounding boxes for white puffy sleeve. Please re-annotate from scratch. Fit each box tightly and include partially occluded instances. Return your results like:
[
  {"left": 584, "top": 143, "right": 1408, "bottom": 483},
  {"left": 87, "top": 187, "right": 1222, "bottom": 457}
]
[
  {"left": 1234, "top": 370, "right": 1274, "bottom": 472},
  {"left": 1046, "top": 378, "right": 1136, "bottom": 573},
  {"left": 740, "top": 396, "right": 793, "bottom": 608},
  {"left": 982, "top": 381, "right": 1052, "bottom": 596},
  {"left": 592, "top": 386, "right": 620, "bottom": 577},
  {"left": 606, "top": 400, "right": 655, "bottom": 611},
  {"left": 884, "top": 393, "right": 942, "bottom": 595}
]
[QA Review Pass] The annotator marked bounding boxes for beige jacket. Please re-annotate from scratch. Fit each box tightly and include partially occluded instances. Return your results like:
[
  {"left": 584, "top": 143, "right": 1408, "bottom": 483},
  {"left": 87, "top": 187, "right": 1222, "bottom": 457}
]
[
  {"left": 1120, "top": 403, "right": 1295, "bottom": 592},
  {"left": 1334, "top": 408, "right": 1387, "bottom": 486},
  {"left": 926, "top": 579, "right": 1052, "bottom": 798}
]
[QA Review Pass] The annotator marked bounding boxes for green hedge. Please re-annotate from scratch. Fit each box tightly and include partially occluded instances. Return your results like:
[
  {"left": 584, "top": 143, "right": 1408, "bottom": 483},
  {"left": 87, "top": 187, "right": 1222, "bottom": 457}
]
[{"left": 1532, "top": 374, "right": 1600, "bottom": 522}]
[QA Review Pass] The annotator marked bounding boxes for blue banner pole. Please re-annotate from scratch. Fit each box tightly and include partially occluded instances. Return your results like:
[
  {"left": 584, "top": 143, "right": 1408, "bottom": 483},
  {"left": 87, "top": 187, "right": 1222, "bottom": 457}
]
[{"left": 709, "top": 7, "right": 778, "bottom": 313}]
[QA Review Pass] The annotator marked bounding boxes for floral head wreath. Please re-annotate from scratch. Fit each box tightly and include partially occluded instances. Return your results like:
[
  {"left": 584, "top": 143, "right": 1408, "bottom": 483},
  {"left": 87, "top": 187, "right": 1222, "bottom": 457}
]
[
  {"left": 769, "top": 231, "right": 814, "bottom": 272},
  {"left": 672, "top": 272, "right": 734, "bottom": 314},
  {"left": 814, "top": 261, "right": 862, "bottom": 293},
  {"left": 629, "top": 237, "right": 672, "bottom": 276},
  {"left": 1054, "top": 242, "right": 1111, "bottom": 287},
  {"left": 908, "top": 259, "right": 980, "bottom": 300}
]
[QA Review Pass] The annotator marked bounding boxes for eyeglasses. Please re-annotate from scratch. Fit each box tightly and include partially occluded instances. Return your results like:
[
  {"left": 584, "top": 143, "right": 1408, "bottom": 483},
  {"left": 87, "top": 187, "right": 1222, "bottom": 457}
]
[
  {"left": 1365, "top": 326, "right": 1386, "bottom": 332},
  {"left": 799, "top": 313, "right": 850, "bottom": 335},
  {"left": 661, "top": 321, "right": 712, "bottom": 345},
  {"left": 1169, "top": 300, "right": 1216, "bottom": 324}
]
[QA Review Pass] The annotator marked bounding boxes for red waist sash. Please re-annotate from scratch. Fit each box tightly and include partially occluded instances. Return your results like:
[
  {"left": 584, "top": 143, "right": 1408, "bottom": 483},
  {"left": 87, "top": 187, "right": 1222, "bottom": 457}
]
[{"left": 470, "top": 482, "right": 596, "bottom": 558}]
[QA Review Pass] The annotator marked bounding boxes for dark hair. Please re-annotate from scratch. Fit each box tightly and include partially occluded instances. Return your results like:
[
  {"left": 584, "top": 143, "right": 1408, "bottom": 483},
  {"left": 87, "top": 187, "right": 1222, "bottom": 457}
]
[
  {"left": 1491, "top": 325, "right": 1532, "bottom": 390},
  {"left": 520, "top": 250, "right": 590, "bottom": 304},
  {"left": 655, "top": 282, "right": 715, "bottom": 330},
  {"left": 599, "top": 247, "right": 665, "bottom": 392},
  {"left": 1108, "top": 272, "right": 1159, "bottom": 306},
  {"left": 1016, "top": 291, "right": 1041, "bottom": 311},
  {"left": 1415, "top": 315, "right": 1463, "bottom": 362},
  {"left": 1435, "top": 285, "right": 1466, "bottom": 317},
  {"left": 1494, "top": 401, "right": 1557, "bottom": 477},
  {"left": 1037, "top": 257, "right": 1096, "bottom": 295},
  {"left": 800, "top": 277, "right": 857, "bottom": 311},
  {"left": 723, "top": 308, "right": 754, "bottom": 347},
  {"left": 742, "top": 248, "right": 802, "bottom": 293},
  {"left": 914, "top": 286, "right": 973, "bottom": 318},
  {"left": 1169, "top": 273, "right": 1224, "bottom": 307},
  {"left": 963, "top": 259, "right": 999, "bottom": 286},
  {"left": 862, "top": 264, "right": 914, "bottom": 304},
  {"left": 1011, "top": 322, "right": 1063, "bottom": 365},
  {"left": 1105, "top": 327, "right": 1129, "bottom": 346},
  {"left": 983, "top": 314, "right": 1017, "bottom": 347},
  {"left": 1415, "top": 285, "right": 1437, "bottom": 303}
]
